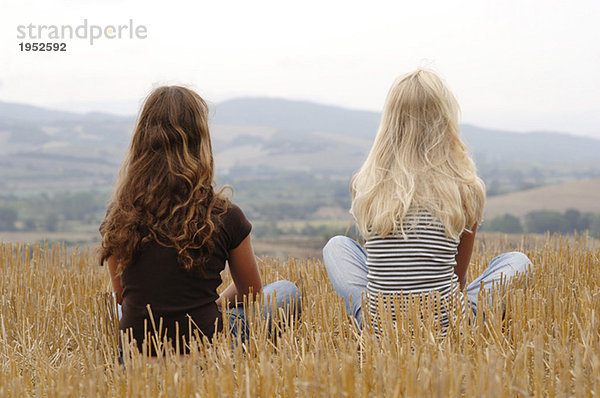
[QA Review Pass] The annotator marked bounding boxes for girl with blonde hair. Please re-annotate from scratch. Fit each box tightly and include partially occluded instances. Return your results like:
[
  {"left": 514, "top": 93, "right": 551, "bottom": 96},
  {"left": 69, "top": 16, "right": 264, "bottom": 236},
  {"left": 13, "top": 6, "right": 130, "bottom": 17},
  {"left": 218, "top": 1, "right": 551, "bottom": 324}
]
[
  {"left": 323, "top": 69, "right": 532, "bottom": 332},
  {"left": 100, "top": 86, "right": 300, "bottom": 356}
]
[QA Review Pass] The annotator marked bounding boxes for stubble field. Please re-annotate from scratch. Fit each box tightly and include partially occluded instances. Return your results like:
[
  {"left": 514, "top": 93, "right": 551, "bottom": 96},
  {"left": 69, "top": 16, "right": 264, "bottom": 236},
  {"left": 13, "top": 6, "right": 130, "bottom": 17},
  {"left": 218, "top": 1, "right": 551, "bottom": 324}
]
[{"left": 0, "top": 233, "right": 599, "bottom": 397}]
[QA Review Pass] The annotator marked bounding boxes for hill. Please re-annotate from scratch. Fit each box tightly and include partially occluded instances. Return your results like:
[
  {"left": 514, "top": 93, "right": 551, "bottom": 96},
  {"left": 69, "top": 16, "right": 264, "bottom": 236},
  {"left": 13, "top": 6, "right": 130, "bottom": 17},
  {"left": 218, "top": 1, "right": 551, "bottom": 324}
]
[
  {"left": 212, "top": 97, "right": 380, "bottom": 138},
  {"left": 0, "top": 98, "right": 599, "bottom": 193},
  {"left": 484, "top": 177, "right": 600, "bottom": 218},
  {"left": 212, "top": 98, "right": 600, "bottom": 171}
]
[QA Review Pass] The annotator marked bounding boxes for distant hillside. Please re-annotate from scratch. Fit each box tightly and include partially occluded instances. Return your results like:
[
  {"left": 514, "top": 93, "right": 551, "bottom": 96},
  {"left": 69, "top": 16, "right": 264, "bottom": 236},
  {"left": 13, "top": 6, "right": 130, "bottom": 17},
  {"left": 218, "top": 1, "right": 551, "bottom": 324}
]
[
  {"left": 0, "top": 101, "right": 91, "bottom": 123},
  {"left": 0, "top": 101, "right": 133, "bottom": 155},
  {"left": 0, "top": 101, "right": 131, "bottom": 123},
  {"left": 461, "top": 124, "right": 600, "bottom": 165},
  {"left": 212, "top": 97, "right": 380, "bottom": 138},
  {"left": 484, "top": 178, "right": 600, "bottom": 219},
  {"left": 213, "top": 98, "right": 600, "bottom": 161},
  {"left": 0, "top": 98, "right": 599, "bottom": 193}
]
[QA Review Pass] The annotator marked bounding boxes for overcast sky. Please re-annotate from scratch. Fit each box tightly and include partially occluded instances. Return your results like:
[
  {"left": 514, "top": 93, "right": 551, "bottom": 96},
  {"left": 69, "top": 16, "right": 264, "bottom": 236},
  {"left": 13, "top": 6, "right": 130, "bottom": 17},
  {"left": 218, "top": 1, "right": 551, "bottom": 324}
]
[{"left": 1, "top": 0, "right": 599, "bottom": 138}]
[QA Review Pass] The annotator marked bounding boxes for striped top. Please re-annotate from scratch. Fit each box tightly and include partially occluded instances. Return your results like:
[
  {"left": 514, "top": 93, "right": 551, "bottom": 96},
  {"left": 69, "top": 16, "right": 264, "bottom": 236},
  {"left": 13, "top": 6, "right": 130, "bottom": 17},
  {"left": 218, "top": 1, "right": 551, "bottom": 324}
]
[{"left": 365, "top": 207, "right": 462, "bottom": 333}]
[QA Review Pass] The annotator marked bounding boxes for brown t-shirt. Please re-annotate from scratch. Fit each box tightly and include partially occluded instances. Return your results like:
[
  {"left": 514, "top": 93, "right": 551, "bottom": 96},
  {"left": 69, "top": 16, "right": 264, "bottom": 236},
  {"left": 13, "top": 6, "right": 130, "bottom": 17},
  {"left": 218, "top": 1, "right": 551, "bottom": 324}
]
[{"left": 106, "top": 203, "right": 251, "bottom": 354}]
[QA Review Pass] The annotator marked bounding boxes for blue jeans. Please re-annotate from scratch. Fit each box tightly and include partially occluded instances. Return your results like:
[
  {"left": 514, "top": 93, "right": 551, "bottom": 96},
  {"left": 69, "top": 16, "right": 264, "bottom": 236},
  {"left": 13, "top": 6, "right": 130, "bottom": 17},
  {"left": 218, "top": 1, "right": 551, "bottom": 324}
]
[
  {"left": 228, "top": 280, "right": 301, "bottom": 341},
  {"left": 113, "top": 280, "right": 301, "bottom": 342},
  {"left": 322, "top": 235, "right": 533, "bottom": 328}
]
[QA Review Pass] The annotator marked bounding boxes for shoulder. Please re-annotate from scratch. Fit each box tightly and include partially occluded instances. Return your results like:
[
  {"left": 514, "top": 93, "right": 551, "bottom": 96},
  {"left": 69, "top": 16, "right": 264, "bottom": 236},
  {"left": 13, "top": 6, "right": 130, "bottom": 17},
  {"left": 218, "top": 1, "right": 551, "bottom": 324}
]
[
  {"left": 220, "top": 202, "right": 252, "bottom": 250},
  {"left": 222, "top": 202, "right": 250, "bottom": 226}
]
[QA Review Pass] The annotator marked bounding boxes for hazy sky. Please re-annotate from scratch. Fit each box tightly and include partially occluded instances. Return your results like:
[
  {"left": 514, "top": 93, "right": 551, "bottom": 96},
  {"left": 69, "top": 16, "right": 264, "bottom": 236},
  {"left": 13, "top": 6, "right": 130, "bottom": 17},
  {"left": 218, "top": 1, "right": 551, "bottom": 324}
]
[{"left": 1, "top": 0, "right": 599, "bottom": 138}]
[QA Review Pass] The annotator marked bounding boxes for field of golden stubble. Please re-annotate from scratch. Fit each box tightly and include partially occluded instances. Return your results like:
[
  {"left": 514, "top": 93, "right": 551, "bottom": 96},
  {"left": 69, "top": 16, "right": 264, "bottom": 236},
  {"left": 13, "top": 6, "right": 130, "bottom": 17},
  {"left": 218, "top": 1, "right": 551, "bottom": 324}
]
[{"left": 0, "top": 233, "right": 599, "bottom": 397}]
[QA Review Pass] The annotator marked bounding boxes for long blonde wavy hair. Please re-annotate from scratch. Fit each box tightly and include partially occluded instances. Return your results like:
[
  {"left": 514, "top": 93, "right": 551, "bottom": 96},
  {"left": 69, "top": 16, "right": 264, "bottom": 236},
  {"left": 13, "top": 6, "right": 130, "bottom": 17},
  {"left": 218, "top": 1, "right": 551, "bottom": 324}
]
[
  {"left": 351, "top": 69, "right": 485, "bottom": 240},
  {"left": 99, "top": 86, "right": 230, "bottom": 274}
]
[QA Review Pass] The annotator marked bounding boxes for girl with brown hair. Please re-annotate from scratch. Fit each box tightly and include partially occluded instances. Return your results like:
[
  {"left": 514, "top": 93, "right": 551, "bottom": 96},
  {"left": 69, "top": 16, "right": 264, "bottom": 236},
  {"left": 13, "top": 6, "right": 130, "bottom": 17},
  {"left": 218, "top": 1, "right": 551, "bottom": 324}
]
[{"left": 99, "top": 86, "right": 300, "bottom": 355}]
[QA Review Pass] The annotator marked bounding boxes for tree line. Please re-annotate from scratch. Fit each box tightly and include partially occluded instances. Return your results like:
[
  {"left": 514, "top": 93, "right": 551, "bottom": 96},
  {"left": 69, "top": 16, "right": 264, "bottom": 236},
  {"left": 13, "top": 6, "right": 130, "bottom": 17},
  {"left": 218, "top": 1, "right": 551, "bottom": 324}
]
[
  {"left": 481, "top": 209, "right": 600, "bottom": 237},
  {"left": 2, "top": 187, "right": 599, "bottom": 239},
  {"left": 0, "top": 191, "right": 108, "bottom": 232}
]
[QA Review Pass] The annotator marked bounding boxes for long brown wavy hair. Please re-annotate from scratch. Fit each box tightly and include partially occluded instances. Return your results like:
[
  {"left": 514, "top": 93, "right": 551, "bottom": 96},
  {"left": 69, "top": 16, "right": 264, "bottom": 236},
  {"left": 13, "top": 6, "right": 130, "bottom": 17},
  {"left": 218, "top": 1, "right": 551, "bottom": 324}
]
[{"left": 99, "top": 86, "right": 230, "bottom": 274}]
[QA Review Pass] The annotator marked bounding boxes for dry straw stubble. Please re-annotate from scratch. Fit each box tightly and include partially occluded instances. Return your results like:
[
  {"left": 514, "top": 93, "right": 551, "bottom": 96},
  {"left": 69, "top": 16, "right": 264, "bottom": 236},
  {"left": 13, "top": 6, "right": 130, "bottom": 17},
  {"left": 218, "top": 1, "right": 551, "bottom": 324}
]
[{"left": 0, "top": 233, "right": 599, "bottom": 397}]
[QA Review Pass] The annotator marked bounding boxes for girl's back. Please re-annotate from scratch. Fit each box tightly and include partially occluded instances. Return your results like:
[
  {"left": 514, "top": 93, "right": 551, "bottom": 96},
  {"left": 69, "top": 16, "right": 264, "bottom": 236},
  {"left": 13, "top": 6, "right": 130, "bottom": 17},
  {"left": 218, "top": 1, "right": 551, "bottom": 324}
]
[
  {"left": 364, "top": 207, "right": 461, "bottom": 331},
  {"left": 115, "top": 203, "right": 250, "bottom": 352}
]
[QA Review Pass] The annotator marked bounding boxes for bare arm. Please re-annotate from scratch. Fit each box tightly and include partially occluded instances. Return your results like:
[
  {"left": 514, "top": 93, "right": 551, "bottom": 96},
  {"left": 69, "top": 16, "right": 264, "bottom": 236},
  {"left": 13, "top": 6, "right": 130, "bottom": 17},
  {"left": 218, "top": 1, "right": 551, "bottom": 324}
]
[
  {"left": 216, "top": 235, "right": 262, "bottom": 308},
  {"left": 107, "top": 255, "right": 123, "bottom": 305},
  {"left": 454, "top": 223, "right": 478, "bottom": 290}
]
